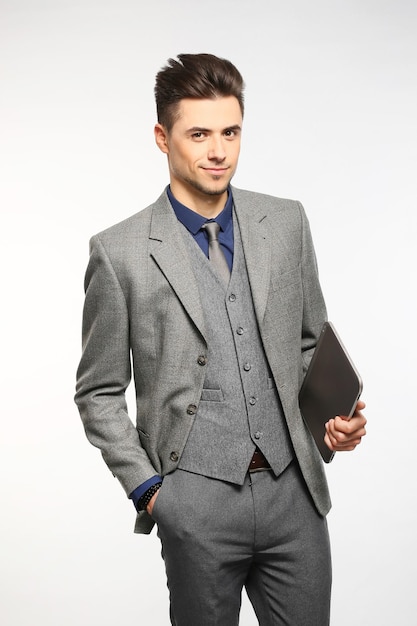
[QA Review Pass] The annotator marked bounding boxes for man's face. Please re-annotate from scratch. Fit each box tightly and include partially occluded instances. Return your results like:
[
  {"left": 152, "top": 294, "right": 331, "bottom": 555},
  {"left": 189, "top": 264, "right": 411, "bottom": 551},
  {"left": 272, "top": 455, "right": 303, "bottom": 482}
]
[{"left": 155, "top": 96, "right": 242, "bottom": 213}]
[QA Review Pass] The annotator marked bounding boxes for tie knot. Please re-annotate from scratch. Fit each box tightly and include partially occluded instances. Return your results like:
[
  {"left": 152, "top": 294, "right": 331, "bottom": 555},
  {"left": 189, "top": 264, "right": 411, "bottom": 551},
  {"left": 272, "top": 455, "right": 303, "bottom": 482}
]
[{"left": 202, "top": 221, "right": 220, "bottom": 242}]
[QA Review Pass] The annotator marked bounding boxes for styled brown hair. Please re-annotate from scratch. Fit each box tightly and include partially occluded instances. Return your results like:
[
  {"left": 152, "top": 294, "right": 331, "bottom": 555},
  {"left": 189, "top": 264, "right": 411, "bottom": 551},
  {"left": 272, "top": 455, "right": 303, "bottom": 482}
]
[{"left": 155, "top": 53, "right": 245, "bottom": 131}]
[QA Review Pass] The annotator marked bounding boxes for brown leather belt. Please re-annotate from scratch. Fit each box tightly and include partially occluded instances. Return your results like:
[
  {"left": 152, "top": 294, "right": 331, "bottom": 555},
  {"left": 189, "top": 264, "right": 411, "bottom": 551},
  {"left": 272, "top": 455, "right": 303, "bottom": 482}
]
[{"left": 248, "top": 448, "right": 271, "bottom": 473}]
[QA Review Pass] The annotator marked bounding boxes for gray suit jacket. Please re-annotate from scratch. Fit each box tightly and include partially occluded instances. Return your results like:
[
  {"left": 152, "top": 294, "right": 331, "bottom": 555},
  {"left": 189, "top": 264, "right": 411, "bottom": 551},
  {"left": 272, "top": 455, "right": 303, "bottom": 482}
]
[{"left": 75, "top": 186, "right": 331, "bottom": 533}]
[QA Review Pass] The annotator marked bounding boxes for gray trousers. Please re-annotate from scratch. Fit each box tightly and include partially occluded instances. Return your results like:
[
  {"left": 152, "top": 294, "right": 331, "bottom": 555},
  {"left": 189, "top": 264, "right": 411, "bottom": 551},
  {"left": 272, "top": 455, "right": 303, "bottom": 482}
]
[{"left": 152, "top": 461, "right": 331, "bottom": 626}]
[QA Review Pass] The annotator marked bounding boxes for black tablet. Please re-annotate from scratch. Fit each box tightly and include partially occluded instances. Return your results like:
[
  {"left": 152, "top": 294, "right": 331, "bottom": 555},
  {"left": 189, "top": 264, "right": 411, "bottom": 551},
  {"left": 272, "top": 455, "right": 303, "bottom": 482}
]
[{"left": 299, "top": 321, "right": 363, "bottom": 463}]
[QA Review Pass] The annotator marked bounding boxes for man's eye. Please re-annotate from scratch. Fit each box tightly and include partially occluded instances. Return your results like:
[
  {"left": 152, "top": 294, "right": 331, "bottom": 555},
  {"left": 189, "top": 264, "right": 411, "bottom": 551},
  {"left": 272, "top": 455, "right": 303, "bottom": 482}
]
[{"left": 192, "top": 132, "right": 204, "bottom": 139}]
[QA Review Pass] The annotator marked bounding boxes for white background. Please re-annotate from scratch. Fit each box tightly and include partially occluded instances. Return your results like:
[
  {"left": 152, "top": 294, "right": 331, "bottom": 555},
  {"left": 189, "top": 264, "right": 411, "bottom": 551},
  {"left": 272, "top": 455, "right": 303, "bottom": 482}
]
[{"left": 1, "top": 1, "right": 416, "bottom": 624}]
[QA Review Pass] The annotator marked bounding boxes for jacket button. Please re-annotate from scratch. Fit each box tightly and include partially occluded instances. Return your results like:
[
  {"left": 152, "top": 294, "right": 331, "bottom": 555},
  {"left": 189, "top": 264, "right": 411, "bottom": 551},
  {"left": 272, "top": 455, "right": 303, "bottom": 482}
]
[
  {"left": 254, "top": 431, "right": 262, "bottom": 440},
  {"left": 197, "top": 355, "right": 207, "bottom": 366},
  {"left": 243, "top": 363, "right": 251, "bottom": 371},
  {"left": 249, "top": 396, "right": 257, "bottom": 405},
  {"left": 236, "top": 327, "right": 244, "bottom": 335},
  {"left": 170, "top": 451, "right": 179, "bottom": 462},
  {"left": 186, "top": 404, "right": 197, "bottom": 415}
]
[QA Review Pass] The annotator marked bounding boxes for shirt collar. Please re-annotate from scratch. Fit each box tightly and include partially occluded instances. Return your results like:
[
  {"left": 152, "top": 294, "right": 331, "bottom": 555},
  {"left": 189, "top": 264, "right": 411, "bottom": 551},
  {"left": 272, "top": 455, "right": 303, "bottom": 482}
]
[{"left": 167, "top": 185, "right": 233, "bottom": 235}]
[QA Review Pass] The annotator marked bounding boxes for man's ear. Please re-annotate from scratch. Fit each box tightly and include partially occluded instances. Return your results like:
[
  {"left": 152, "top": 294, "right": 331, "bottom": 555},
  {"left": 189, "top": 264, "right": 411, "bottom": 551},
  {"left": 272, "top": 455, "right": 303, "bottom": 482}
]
[{"left": 154, "top": 123, "right": 169, "bottom": 154}]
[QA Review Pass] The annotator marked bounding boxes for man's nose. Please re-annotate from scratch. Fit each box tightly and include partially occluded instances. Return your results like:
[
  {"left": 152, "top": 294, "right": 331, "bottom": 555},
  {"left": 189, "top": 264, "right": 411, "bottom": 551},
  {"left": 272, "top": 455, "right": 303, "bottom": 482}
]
[{"left": 207, "top": 135, "right": 226, "bottom": 161}]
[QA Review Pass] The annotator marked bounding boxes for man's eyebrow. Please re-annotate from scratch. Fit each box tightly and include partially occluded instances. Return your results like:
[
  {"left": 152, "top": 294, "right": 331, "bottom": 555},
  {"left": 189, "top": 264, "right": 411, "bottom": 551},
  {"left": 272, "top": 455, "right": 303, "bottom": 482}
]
[
  {"left": 186, "top": 126, "right": 210, "bottom": 133},
  {"left": 186, "top": 124, "right": 242, "bottom": 134}
]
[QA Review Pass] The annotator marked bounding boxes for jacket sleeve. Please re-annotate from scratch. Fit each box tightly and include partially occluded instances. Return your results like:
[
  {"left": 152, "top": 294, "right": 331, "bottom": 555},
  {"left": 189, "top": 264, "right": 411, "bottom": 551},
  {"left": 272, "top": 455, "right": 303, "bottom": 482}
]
[{"left": 74, "top": 235, "right": 157, "bottom": 496}]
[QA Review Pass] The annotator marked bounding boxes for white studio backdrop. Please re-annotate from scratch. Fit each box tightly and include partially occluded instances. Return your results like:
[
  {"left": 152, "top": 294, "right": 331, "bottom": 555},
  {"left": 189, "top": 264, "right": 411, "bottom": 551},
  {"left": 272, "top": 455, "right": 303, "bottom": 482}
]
[{"left": 1, "top": 1, "right": 416, "bottom": 624}]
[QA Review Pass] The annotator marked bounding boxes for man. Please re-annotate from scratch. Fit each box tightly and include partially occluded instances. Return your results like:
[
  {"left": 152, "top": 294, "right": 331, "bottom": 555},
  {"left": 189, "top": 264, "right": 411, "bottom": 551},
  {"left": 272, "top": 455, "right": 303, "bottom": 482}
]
[{"left": 75, "top": 53, "right": 366, "bottom": 625}]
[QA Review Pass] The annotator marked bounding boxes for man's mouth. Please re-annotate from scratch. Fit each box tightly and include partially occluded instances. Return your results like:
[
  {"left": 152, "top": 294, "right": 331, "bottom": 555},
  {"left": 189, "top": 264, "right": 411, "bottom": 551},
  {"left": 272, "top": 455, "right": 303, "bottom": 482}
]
[{"left": 202, "top": 166, "right": 229, "bottom": 174}]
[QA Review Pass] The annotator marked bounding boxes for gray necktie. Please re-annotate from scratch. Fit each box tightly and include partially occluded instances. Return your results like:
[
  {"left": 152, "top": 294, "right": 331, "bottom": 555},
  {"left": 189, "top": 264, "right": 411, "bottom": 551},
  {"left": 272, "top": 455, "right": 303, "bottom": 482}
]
[{"left": 202, "top": 222, "right": 230, "bottom": 286}]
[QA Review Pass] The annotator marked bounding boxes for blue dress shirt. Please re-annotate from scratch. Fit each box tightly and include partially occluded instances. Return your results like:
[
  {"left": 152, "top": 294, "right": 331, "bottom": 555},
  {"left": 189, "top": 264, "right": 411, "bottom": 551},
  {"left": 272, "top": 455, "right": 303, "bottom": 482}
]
[{"left": 167, "top": 185, "right": 234, "bottom": 272}]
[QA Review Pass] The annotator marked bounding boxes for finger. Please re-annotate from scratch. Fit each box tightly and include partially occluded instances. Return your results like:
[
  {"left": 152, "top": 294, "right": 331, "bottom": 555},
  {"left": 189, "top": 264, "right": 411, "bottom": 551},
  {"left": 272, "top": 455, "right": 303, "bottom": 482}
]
[
  {"left": 329, "top": 426, "right": 366, "bottom": 445},
  {"left": 324, "top": 429, "right": 363, "bottom": 451},
  {"left": 325, "top": 418, "right": 366, "bottom": 445},
  {"left": 331, "top": 415, "right": 367, "bottom": 435},
  {"left": 324, "top": 431, "right": 359, "bottom": 451}
]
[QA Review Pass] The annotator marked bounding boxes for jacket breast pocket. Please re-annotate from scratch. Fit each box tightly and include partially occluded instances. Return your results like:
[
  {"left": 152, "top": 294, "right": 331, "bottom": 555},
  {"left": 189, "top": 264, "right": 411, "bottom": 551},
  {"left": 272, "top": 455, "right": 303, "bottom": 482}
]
[
  {"left": 270, "top": 265, "right": 301, "bottom": 292},
  {"left": 137, "top": 427, "right": 150, "bottom": 445}
]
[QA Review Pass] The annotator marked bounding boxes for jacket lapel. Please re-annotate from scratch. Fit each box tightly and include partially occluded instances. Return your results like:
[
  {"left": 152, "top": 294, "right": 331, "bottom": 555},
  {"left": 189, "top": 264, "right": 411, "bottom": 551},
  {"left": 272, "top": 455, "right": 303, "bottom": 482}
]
[
  {"left": 147, "top": 187, "right": 275, "bottom": 340},
  {"left": 233, "top": 188, "right": 271, "bottom": 327},
  {"left": 148, "top": 191, "right": 207, "bottom": 341}
]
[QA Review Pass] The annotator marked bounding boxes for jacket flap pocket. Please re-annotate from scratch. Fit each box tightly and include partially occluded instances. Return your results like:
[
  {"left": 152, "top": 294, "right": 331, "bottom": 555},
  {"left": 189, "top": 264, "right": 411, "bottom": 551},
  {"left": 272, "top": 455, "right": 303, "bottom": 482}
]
[{"left": 200, "top": 388, "right": 224, "bottom": 402}]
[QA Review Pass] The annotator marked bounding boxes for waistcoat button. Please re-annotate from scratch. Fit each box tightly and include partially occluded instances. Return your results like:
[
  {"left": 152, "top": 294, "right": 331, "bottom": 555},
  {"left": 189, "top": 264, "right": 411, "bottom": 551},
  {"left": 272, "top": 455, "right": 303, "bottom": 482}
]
[
  {"left": 186, "top": 404, "right": 197, "bottom": 415},
  {"left": 249, "top": 396, "right": 257, "bottom": 405},
  {"left": 197, "top": 355, "right": 207, "bottom": 366},
  {"left": 243, "top": 363, "right": 251, "bottom": 371},
  {"left": 254, "top": 431, "right": 262, "bottom": 440},
  {"left": 170, "top": 451, "right": 179, "bottom": 462},
  {"left": 229, "top": 293, "right": 236, "bottom": 302},
  {"left": 236, "top": 327, "right": 244, "bottom": 335}
]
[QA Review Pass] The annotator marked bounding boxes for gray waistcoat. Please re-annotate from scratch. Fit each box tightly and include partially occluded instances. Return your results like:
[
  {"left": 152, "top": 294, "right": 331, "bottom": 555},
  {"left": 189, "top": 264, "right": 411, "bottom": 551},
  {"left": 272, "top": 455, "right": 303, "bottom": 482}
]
[{"left": 178, "top": 214, "right": 294, "bottom": 485}]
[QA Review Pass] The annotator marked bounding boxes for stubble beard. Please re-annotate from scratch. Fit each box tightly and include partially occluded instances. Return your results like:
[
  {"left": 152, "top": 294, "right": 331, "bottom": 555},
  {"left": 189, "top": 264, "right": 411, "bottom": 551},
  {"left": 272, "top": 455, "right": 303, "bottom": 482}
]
[{"left": 184, "top": 174, "right": 232, "bottom": 198}]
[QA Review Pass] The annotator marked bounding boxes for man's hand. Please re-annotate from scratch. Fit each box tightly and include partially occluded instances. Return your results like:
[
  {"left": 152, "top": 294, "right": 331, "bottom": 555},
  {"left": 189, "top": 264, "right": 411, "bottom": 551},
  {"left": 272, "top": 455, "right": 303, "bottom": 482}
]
[
  {"left": 146, "top": 490, "right": 160, "bottom": 516},
  {"left": 324, "top": 400, "right": 367, "bottom": 452}
]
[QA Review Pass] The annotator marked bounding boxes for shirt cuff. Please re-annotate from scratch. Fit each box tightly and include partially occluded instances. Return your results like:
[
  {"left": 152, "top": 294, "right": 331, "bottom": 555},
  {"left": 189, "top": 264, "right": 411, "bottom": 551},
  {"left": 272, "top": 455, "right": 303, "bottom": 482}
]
[{"left": 129, "top": 475, "right": 162, "bottom": 512}]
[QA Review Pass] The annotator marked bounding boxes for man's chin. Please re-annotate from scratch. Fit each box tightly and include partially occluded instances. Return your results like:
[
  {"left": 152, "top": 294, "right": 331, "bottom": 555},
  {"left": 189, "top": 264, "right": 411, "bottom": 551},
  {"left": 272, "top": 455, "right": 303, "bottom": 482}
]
[
  {"left": 202, "top": 187, "right": 229, "bottom": 197},
  {"left": 192, "top": 180, "right": 231, "bottom": 197}
]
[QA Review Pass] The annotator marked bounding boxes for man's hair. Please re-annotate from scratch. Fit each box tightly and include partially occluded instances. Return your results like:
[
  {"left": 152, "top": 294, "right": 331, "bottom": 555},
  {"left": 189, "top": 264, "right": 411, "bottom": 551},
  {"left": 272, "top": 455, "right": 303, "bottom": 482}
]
[{"left": 155, "top": 53, "right": 245, "bottom": 131}]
